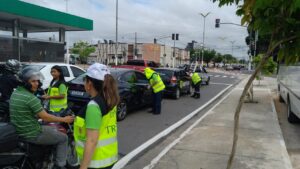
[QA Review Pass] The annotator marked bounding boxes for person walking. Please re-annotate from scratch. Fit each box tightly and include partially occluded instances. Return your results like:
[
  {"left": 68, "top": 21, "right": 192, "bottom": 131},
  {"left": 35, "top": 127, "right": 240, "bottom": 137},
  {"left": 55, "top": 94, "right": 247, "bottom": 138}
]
[
  {"left": 10, "top": 67, "right": 74, "bottom": 169},
  {"left": 42, "top": 65, "right": 68, "bottom": 113},
  {"left": 144, "top": 67, "right": 165, "bottom": 115},
  {"left": 74, "top": 63, "right": 120, "bottom": 169},
  {"left": 190, "top": 70, "right": 201, "bottom": 99}
]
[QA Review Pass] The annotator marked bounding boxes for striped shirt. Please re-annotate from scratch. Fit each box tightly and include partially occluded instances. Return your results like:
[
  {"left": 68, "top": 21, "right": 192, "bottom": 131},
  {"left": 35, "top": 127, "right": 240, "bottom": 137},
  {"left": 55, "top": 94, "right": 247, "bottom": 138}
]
[{"left": 10, "top": 86, "right": 43, "bottom": 139}]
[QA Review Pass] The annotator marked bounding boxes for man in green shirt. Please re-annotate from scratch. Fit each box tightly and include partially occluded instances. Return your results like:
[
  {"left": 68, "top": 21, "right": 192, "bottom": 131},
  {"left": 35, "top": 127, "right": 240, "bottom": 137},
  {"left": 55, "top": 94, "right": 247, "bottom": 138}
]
[{"left": 10, "top": 67, "right": 74, "bottom": 169}]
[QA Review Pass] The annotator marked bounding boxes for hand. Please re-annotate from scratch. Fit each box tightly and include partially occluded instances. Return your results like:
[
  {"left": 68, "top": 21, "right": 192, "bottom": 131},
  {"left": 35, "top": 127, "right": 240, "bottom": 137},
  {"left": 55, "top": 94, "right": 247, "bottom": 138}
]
[
  {"left": 63, "top": 115, "right": 74, "bottom": 123},
  {"left": 147, "top": 85, "right": 151, "bottom": 90},
  {"left": 41, "top": 95, "right": 49, "bottom": 100}
]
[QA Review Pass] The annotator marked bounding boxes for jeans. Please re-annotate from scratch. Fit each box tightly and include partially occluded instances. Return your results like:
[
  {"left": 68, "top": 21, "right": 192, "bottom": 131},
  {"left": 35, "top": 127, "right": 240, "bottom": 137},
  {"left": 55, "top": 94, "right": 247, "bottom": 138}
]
[
  {"left": 152, "top": 91, "right": 162, "bottom": 114},
  {"left": 26, "top": 125, "right": 68, "bottom": 167}
]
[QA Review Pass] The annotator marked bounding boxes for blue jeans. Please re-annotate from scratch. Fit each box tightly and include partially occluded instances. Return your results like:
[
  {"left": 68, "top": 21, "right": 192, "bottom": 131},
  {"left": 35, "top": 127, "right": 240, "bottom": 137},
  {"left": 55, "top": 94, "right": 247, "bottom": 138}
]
[{"left": 152, "top": 91, "right": 162, "bottom": 114}]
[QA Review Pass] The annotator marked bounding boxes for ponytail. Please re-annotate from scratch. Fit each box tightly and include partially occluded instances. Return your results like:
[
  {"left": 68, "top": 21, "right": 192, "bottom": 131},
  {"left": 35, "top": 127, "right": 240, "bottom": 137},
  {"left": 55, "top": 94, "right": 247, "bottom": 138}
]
[{"left": 103, "top": 74, "right": 120, "bottom": 111}]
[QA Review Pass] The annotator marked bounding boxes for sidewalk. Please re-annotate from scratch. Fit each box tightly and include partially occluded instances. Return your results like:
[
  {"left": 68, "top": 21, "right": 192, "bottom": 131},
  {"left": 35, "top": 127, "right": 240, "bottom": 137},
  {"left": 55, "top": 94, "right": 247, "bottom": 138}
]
[{"left": 148, "top": 77, "right": 292, "bottom": 169}]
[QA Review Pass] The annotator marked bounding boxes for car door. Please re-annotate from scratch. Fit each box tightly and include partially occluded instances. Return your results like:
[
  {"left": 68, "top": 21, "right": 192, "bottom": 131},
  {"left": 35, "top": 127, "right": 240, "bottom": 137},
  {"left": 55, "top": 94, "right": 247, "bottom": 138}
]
[
  {"left": 178, "top": 70, "right": 190, "bottom": 92},
  {"left": 135, "top": 71, "right": 152, "bottom": 106},
  {"left": 119, "top": 71, "right": 139, "bottom": 108},
  {"left": 60, "top": 66, "right": 72, "bottom": 82}
]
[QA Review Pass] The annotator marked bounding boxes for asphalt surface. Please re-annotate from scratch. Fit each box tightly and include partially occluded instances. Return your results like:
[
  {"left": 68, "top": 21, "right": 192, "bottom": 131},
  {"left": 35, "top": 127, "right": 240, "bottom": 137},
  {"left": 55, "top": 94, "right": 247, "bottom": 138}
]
[{"left": 117, "top": 72, "right": 240, "bottom": 157}]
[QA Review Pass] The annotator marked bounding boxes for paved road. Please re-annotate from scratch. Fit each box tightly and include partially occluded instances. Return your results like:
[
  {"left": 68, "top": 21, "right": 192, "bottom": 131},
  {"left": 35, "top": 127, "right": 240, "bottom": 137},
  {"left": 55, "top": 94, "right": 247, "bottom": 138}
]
[{"left": 117, "top": 72, "right": 241, "bottom": 157}]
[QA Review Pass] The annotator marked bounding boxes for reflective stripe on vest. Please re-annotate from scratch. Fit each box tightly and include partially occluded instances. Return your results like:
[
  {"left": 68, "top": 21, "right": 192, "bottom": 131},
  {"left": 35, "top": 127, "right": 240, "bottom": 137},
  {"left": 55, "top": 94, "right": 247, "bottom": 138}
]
[
  {"left": 48, "top": 86, "right": 68, "bottom": 112},
  {"left": 192, "top": 73, "right": 201, "bottom": 85},
  {"left": 150, "top": 73, "right": 165, "bottom": 93},
  {"left": 74, "top": 106, "right": 118, "bottom": 168}
]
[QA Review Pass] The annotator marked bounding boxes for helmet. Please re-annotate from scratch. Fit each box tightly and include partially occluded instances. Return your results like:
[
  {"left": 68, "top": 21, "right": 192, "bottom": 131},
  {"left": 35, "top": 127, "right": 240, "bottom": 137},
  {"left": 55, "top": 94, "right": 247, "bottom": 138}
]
[
  {"left": 5, "top": 59, "right": 21, "bottom": 74},
  {"left": 19, "top": 67, "right": 41, "bottom": 83}
]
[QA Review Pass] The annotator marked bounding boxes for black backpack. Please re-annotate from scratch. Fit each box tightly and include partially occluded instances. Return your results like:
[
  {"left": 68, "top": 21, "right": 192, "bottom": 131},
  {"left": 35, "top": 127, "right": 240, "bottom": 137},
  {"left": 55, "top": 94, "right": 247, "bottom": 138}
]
[{"left": 0, "top": 123, "right": 19, "bottom": 153}]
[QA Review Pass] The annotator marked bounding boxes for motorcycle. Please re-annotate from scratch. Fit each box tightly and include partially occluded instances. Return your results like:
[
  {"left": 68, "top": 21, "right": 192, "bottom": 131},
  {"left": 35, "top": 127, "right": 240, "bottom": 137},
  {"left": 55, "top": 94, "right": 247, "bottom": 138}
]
[{"left": 0, "top": 108, "right": 78, "bottom": 169}]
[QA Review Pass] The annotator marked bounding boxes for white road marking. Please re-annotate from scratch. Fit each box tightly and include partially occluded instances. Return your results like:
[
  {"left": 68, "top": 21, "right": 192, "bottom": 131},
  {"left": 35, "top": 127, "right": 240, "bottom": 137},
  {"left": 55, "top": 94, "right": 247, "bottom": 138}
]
[
  {"left": 222, "top": 75, "right": 227, "bottom": 78},
  {"left": 112, "top": 84, "right": 234, "bottom": 169},
  {"left": 214, "top": 75, "right": 221, "bottom": 77},
  {"left": 210, "top": 82, "right": 232, "bottom": 86},
  {"left": 143, "top": 81, "right": 239, "bottom": 169}
]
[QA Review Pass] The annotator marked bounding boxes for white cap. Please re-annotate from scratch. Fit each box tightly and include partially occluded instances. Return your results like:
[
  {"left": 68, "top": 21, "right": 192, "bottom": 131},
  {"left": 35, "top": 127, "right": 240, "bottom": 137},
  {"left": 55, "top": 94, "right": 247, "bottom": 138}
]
[{"left": 86, "top": 63, "right": 110, "bottom": 81}]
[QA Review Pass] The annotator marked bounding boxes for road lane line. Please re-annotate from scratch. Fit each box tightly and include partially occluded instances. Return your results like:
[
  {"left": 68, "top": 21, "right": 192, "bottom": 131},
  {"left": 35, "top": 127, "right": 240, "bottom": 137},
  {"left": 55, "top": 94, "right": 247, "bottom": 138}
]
[
  {"left": 214, "top": 75, "right": 221, "bottom": 77},
  {"left": 222, "top": 75, "right": 227, "bottom": 78},
  {"left": 143, "top": 79, "right": 245, "bottom": 169},
  {"left": 112, "top": 83, "right": 234, "bottom": 169},
  {"left": 210, "top": 82, "right": 232, "bottom": 86}
]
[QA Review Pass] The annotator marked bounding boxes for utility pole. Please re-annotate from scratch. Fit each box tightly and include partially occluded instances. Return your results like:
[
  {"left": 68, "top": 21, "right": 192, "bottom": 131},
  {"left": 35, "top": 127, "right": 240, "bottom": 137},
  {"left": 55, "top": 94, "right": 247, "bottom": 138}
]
[
  {"left": 115, "top": 0, "right": 118, "bottom": 65},
  {"left": 200, "top": 12, "right": 210, "bottom": 66},
  {"left": 230, "top": 40, "right": 235, "bottom": 56},
  {"left": 134, "top": 32, "right": 137, "bottom": 59},
  {"left": 65, "top": 0, "right": 68, "bottom": 12}
]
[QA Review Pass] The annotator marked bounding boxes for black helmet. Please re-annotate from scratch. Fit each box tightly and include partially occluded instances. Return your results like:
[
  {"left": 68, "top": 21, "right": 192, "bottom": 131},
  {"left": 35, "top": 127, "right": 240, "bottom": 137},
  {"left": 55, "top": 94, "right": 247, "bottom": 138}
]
[
  {"left": 5, "top": 59, "right": 21, "bottom": 74},
  {"left": 19, "top": 67, "right": 42, "bottom": 83}
]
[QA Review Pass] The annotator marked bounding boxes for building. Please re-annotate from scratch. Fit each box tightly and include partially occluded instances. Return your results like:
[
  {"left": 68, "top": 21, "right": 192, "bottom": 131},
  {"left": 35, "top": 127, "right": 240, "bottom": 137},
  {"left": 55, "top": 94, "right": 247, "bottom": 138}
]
[
  {"left": 90, "top": 42, "right": 189, "bottom": 67},
  {"left": 0, "top": 0, "right": 93, "bottom": 62}
]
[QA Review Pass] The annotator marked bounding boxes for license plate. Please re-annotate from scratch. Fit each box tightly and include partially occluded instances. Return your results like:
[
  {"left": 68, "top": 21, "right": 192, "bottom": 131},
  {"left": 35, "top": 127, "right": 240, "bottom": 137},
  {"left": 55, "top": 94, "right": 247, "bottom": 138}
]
[{"left": 70, "top": 90, "right": 84, "bottom": 96}]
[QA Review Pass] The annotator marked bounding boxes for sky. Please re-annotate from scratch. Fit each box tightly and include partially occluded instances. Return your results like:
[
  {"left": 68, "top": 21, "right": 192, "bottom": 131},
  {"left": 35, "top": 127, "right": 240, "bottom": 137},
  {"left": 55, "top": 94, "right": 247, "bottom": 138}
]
[{"left": 21, "top": 0, "right": 249, "bottom": 60}]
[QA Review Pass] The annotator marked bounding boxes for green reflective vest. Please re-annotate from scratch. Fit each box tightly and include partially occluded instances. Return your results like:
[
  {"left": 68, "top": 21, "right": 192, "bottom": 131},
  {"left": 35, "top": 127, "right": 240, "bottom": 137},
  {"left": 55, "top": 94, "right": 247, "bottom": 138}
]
[
  {"left": 74, "top": 105, "right": 118, "bottom": 168},
  {"left": 149, "top": 73, "right": 165, "bottom": 93},
  {"left": 48, "top": 84, "right": 68, "bottom": 112},
  {"left": 192, "top": 73, "right": 201, "bottom": 85}
]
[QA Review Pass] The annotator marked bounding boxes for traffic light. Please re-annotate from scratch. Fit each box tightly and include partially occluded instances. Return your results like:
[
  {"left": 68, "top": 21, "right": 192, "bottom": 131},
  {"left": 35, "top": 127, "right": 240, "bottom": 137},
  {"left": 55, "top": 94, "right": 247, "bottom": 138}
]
[
  {"left": 172, "top": 33, "right": 179, "bottom": 40},
  {"left": 215, "top": 19, "right": 220, "bottom": 28},
  {"left": 154, "top": 38, "right": 157, "bottom": 44}
]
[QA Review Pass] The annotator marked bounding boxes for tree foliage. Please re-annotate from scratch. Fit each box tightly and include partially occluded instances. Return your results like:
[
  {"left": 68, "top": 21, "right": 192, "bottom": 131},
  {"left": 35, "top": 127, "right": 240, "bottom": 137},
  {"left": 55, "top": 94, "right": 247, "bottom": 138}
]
[
  {"left": 70, "top": 41, "right": 95, "bottom": 63},
  {"left": 253, "top": 54, "right": 277, "bottom": 75}
]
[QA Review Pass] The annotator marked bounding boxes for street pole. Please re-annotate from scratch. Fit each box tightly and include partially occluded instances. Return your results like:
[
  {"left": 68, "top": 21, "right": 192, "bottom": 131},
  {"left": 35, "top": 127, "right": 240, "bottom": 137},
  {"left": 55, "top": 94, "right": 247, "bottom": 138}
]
[
  {"left": 230, "top": 40, "right": 235, "bottom": 65},
  {"left": 115, "top": 0, "right": 118, "bottom": 66},
  {"left": 173, "top": 39, "right": 175, "bottom": 68},
  {"left": 65, "top": 0, "right": 68, "bottom": 12},
  {"left": 200, "top": 12, "right": 210, "bottom": 66}
]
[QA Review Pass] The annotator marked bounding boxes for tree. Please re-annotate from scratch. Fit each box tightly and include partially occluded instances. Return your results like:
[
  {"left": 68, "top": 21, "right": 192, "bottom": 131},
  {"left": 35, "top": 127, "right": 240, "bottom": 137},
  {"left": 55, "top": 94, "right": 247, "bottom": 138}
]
[
  {"left": 212, "top": 0, "right": 300, "bottom": 169},
  {"left": 203, "top": 49, "right": 217, "bottom": 67},
  {"left": 70, "top": 41, "right": 95, "bottom": 63},
  {"left": 212, "top": 53, "right": 224, "bottom": 67}
]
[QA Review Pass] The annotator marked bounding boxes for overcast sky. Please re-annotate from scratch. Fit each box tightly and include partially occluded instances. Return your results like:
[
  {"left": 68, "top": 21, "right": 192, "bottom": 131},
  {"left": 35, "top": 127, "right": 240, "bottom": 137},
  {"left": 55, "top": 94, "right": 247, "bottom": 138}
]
[{"left": 21, "top": 0, "right": 249, "bottom": 60}]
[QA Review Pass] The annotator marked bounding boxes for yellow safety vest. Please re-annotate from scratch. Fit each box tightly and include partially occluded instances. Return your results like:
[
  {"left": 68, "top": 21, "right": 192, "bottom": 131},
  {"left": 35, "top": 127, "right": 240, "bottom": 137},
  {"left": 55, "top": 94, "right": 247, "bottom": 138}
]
[
  {"left": 149, "top": 73, "right": 165, "bottom": 93},
  {"left": 48, "top": 84, "right": 68, "bottom": 112},
  {"left": 74, "top": 105, "right": 118, "bottom": 168},
  {"left": 191, "top": 73, "right": 201, "bottom": 85}
]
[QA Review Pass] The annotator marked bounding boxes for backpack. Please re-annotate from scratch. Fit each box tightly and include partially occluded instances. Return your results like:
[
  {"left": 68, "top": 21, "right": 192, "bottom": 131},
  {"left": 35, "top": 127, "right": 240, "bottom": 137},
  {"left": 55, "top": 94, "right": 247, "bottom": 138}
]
[{"left": 0, "top": 123, "right": 19, "bottom": 152}]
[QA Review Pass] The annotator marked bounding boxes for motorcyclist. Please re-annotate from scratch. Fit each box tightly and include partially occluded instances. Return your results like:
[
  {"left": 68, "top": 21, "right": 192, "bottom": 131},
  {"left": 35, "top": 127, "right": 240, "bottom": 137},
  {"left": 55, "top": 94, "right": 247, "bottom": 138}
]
[
  {"left": 0, "top": 59, "right": 22, "bottom": 122},
  {"left": 9, "top": 67, "right": 74, "bottom": 169}
]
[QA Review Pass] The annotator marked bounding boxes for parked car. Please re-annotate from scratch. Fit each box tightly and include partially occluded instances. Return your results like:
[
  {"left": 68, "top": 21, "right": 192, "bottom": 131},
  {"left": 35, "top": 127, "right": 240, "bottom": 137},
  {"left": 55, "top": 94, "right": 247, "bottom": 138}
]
[
  {"left": 22, "top": 63, "right": 86, "bottom": 89},
  {"left": 225, "top": 65, "right": 234, "bottom": 71},
  {"left": 112, "top": 59, "right": 159, "bottom": 72},
  {"left": 67, "top": 68, "right": 153, "bottom": 121},
  {"left": 195, "top": 66, "right": 210, "bottom": 85},
  {"left": 155, "top": 68, "right": 191, "bottom": 99}
]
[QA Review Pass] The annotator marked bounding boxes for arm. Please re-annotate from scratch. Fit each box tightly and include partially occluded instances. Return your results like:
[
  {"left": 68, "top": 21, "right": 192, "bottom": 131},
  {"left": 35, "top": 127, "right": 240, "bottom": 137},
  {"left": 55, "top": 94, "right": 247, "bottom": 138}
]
[
  {"left": 79, "top": 129, "right": 99, "bottom": 169},
  {"left": 37, "top": 110, "right": 73, "bottom": 123}
]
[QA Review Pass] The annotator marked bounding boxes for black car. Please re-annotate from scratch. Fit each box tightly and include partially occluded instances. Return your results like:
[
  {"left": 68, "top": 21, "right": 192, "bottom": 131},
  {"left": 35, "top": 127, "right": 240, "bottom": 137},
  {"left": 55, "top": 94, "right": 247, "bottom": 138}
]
[
  {"left": 155, "top": 68, "right": 191, "bottom": 99},
  {"left": 67, "top": 68, "right": 153, "bottom": 121}
]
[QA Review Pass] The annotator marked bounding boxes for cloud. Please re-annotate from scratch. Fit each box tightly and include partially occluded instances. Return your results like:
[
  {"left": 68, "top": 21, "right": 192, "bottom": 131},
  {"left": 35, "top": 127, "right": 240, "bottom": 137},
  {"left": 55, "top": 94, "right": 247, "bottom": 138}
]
[{"left": 21, "top": 0, "right": 249, "bottom": 59}]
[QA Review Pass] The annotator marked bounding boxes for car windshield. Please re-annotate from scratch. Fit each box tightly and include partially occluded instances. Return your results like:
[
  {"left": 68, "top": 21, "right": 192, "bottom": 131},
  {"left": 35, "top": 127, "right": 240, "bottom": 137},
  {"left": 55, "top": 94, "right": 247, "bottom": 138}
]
[
  {"left": 155, "top": 69, "right": 174, "bottom": 78},
  {"left": 22, "top": 64, "right": 45, "bottom": 71},
  {"left": 127, "top": 60, "right": 144, "bottom": 66}
]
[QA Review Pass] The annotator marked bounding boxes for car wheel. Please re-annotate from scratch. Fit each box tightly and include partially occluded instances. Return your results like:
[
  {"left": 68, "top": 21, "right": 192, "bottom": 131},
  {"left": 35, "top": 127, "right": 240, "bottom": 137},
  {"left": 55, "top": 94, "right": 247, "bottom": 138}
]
[
  {"left": 117, "top": 100, "right": 127, "bottom": 121},
  {"left": 287, "top": 98, "right": 299, "bottom": 123},
  {"left": 174, "top": 88, "right": 180, "bottom": 99}
]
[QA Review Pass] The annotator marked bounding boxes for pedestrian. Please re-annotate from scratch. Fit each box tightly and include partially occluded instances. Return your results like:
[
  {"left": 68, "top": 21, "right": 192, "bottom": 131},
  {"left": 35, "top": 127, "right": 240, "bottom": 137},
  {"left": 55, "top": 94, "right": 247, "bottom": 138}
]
[
  {"left": 190, "top": 69, "right": 201, "bottom": 99},
  {"left": 74, "top": 63, "right": 120, "bottom": 169},
  {"left": 144, "top": 67, "right": 165, "bottom": 115},
  {"left": 42, "top": 65, "right": 68, "bottom": 113},
  {"left": 10, "top": 67, "right": 74, "bottom": 169}
]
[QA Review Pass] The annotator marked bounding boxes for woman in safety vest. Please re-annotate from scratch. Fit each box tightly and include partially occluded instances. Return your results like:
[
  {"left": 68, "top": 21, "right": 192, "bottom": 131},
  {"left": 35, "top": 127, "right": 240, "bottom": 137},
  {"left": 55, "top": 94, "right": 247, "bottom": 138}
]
[
  {"left": 74, "top": 63, "right": 120, "bottom": 169},
  {"left": 42, "top": 65, "right": 68, "bottom": 113}
]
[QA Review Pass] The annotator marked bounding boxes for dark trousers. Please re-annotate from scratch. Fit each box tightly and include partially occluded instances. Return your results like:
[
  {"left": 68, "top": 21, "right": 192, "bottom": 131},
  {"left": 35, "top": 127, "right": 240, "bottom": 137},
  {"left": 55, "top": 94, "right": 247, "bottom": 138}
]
[
  {"left": 192, "top": 82, "right": 201, "bottom": 98},
  {"left": 152, "top": 91, "right": 162, "bottom": 114}
]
